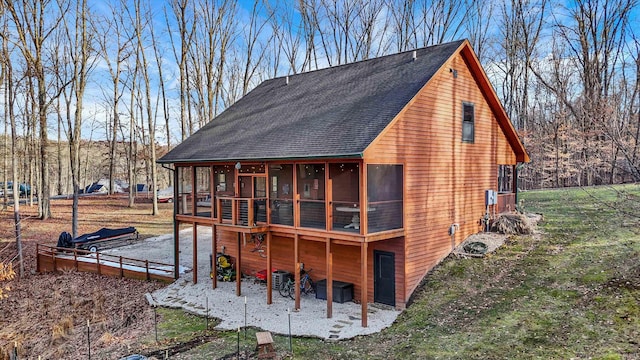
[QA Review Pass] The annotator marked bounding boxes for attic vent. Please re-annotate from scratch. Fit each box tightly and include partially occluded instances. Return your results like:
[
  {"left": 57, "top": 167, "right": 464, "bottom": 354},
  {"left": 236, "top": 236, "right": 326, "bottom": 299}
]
[
  {"left": 285, "top": 76, "right": 289, "bottom": 85},
  {"left": 412, "top": 50, "right": 416, "bottom": 61}
]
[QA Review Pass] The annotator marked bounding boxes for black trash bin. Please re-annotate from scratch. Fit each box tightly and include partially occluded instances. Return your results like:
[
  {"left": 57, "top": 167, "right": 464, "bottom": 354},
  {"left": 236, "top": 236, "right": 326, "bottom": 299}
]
[{"left": 315, "top": 279, "right": 354, "bottom": 303}]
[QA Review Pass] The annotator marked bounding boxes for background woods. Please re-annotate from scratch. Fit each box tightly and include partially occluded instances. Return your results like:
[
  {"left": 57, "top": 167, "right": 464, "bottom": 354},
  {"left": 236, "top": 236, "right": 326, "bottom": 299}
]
[{"left": 0, "top": 0, "right": 638, "bottom": 208}]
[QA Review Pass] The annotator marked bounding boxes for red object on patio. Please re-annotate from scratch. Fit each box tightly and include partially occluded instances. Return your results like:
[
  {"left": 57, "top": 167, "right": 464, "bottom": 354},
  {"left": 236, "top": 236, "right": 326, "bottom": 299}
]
[{"left": 256, "top": 268, "right": 277, "bottom": 281}]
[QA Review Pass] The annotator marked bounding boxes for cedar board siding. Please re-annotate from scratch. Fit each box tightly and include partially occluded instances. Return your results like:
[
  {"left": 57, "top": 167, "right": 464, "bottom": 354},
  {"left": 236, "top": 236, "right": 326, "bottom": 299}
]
[
  {"left": 212, "top": 228, "right": 405, "bottom": 306},
  {"left": 364, "top": 52, "right": 517, "bottom": 301}
]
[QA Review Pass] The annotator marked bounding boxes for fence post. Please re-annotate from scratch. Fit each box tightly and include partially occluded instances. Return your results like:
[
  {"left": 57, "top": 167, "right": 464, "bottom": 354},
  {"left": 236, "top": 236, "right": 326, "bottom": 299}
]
[
  {"left": 36, "top": 243, "right": 40, "bottom": 273},
  {"left": 96, "top": 253, "right": 101, "bottom": 275},
  {"left": 52, "top": 246, "right": 57, "bottom": 272},
  {"left": 119, "top": 257, "right": 124, "bottom": 278},
  {"left": 74, "top": 249, "right": 78, "bottom": 271},
  {"left": 145, "top": 260, "right": 150, "bottom": 281},
  {"left": 87, "top": 319, "right": 91, "bottom": 360}
]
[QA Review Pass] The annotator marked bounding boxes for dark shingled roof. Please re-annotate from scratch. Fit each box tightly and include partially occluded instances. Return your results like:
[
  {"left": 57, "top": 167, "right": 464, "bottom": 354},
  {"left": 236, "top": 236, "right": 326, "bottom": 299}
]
[{"left": 159, "top": 40, "right": 466, "bottom": 163}]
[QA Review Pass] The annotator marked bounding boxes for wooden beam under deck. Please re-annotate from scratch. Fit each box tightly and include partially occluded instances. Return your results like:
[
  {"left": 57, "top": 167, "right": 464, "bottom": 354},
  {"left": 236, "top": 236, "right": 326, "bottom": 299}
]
[
  {"left": 294, "top": 233, "right": 300, "bottom": 310},
  {"left": 212, "top": 224, "right": 217, "bottom": 289},
  {"left": 361, "top": 242, "right": 368, "bottom": 327},
  {"left": 326, "top": 238, "right": 333, "bottom": 318},
  {"left": 236, "top": 233, "right": 242, "bottom": 296},
  {"left": 266, "top": 231, "right": 273, "bottom": 305}
]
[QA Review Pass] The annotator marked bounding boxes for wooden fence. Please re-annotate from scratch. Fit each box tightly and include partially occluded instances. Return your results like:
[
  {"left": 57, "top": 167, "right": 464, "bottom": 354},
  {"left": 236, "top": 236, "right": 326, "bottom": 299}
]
[{"left": 36, "top": 244, "right": 174, "bottom": 282}]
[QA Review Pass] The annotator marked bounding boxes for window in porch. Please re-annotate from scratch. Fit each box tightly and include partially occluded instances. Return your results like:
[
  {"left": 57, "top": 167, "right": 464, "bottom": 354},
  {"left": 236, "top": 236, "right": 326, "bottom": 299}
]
[
  {"left": 498, "top": 165, "right": 513, "bottom": 193},
  {"left": 177, "top": 166, "right": 192, "bottom": 215},
  {"left": 214, "top": 165, "right": 234, "bottom": 220},
  {"left": 270, "top": 164, "right": 294, "bottom": 226},
  {"left": 297, "top": 163, "right": 326, "bottom": 229},
  {"left": 195, "top": 167, "right": 212, "bottom": 217},
  {"left": 367, "top": 164, "right": 403, "bottom": 232},
  {"left": 330, "top": 163, "right": 360, "bottom": 232}
]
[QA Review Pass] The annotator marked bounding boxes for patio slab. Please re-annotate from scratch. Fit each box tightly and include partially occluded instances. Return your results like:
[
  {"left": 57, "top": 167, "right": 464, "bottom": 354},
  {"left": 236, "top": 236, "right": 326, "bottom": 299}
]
[{"left": 104, "top": 226, "right": 401, "bottom": 340}]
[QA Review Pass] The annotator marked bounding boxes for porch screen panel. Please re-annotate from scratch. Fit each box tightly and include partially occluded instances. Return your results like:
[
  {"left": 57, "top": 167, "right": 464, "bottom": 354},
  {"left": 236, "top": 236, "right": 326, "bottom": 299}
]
[
  {"left": 269, "top": 164, "right": 294, "bottom": 226},
  {"left": 177, "top": 166, "right": 193, "bottom": 215},
  {"left": 195, "top": 167, "right": 212, "bottom": 217},
  {"left": 214, "top": 165, "right": 234, "bottom": 220},
  {"left": 367, "top": 164, "right": 403, "bottom": 232},
  {"left": 254, "top": 177, "right": 267, "bottom": 223},
  {"left": 329, "top": 163, "right": 360, "bottom": 232},
  {"left": 497, "top": 165, "right": 513, "bottom": 193},
  {"left": 297, "top": 164, "right": 326, "bottom": 229}
]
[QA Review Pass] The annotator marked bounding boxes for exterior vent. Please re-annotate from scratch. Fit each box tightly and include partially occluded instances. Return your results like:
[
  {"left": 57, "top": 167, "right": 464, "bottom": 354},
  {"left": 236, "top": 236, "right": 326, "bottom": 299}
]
[
  {"left": 412, "top": 50, "right": 417, "bottom": 61},
  {"left": 285, "top": 76, "right": 289, "bottom": 85}
]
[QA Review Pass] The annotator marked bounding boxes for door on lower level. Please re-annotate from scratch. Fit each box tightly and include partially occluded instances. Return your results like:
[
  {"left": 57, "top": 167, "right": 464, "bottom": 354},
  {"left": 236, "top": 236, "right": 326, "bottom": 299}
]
[{"left": 374, "top": 250, "right": 395, "bottom": 306}]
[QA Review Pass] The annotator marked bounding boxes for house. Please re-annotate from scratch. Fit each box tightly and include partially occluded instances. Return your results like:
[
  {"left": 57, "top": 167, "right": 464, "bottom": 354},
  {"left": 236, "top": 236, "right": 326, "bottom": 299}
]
[{"left": 158, "top": 39, "right": 529, "bottom": 327}]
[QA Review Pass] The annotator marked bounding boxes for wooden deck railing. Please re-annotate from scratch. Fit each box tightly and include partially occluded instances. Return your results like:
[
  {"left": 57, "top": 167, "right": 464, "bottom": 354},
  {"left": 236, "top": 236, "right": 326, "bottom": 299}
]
[
  {"left": 36, "top": 244, "right": 175, "bottom": 282},
  {"left": 216, "top": 196, "right": 267, "bottom": 226}
]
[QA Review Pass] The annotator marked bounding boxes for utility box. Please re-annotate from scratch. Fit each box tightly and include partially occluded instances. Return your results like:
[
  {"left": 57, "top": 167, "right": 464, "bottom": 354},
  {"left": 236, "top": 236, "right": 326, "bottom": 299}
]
[
  {"left": 271, "top": 270, "right": 290, "bottom": 290},
  {"left": 485, "top": 189, "right": 497, "bottom": 206},
  {"left": 315, "top": 279, "right": 354, "bottom": 303}
]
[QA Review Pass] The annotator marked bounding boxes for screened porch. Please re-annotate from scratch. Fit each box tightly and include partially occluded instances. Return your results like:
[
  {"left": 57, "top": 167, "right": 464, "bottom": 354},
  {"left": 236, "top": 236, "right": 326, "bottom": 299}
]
[{"left": 174, "top": 161, "right": 404, "bottom": 235}]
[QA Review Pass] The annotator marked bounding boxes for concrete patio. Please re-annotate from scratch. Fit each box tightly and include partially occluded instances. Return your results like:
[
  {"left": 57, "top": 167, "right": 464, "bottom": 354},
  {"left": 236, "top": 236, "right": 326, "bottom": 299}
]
[{"left": 104, "top": 226, "right": 401, "bottom": 340}]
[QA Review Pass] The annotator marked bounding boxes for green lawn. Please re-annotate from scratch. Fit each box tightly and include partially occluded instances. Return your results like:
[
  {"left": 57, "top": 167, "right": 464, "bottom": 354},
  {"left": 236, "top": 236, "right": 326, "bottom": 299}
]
[{"left": 150, "top": 185, "right": 640, "bottom": 359}]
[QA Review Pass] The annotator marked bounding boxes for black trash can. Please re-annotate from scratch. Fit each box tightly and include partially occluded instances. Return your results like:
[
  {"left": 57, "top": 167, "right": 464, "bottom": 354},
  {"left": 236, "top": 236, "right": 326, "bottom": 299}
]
[{"left": 315, "top": 279, "right": 354, "bottom": 303}]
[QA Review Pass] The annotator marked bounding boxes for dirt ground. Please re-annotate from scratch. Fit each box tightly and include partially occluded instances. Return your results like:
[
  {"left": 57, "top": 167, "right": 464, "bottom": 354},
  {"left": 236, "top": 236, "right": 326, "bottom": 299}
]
[{"left": 0, "top": 195, "right": 174, "bottom": 359}]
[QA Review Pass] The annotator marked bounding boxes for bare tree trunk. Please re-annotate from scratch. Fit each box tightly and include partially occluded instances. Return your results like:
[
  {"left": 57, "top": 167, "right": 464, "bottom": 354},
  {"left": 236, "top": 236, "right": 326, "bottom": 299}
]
[
  {"left": 128, "top": 64, "right": 138, "bottom": 208},
  {"left": 3, "top": 0, "right": 70, "bottom": 220},
  {"left": 3, "top": 33, "right": 23, "bottom": 277},
  {"left": 149, "top": 18, "right": 171, "bottom": 164},
  {"left": 134, "top": 0, "right": 158, "bottom": 214},
  {"left": 68, "top": 0, "right": 93, "bottom": 237},
  {"left": 57, "top": 98, "right": 63, "bottom": 195}
]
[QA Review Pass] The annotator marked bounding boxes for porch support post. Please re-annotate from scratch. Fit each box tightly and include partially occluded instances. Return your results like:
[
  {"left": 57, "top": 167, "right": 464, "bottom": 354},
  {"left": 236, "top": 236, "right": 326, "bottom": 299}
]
[
  {"left": 212, "top": 224, "right": 217, "bottom": 289},
  {"left": 193, "top": 223, "right": 198, "bottom": 284},
  {"left": 210, "top": 166, "right": 215, "bottom": 218},
  {"left": 173, "top": 221, "right": 180, "bottom": 280},
  {"left": 236, "top": 233, "right": 242, "bottom": 296},
  {"left": 173, "top": 168, "right": 180, "bottom": 280},
  {"left": 266, "top": 231, "right": 273, "bottom": 304},
  {"left": 326, "top": 238, "right": 333, "bottom": 318},
  {"left": 294, "top": 233, "right": 300, "bottom": 310},
  {"left": 191, "top": 166, "right": 196, "bottom": 215},
  {"left": 360, "top": 161, "right": 367, "bottom": 235},
  {"left": 361, "top": 242, "right": 368, "bottom": 327}
]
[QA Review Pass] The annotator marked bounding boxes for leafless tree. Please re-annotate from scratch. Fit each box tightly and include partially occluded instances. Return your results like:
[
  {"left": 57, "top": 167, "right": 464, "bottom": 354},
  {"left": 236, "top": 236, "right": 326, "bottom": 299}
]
[
  {"left": 60, "top": 0, "right": 96, "bottom": 237},
  {"left": 133, "top": 0, "right": 159, "bottom": 215},
  {"left": 530, "top": 0, "right": 638, "bottom": 186},
  {"left": 167, "top": 0, "right": 197, "bottom": 141},
  {"left": 2, "top": 0, "right": 69, "bottom": 219},
  {"left": 98, "top": 0, "right": 135, "bottom": 196},
  {"left": 1, "top": 15, "right": 23, "bottom": 276},
  {"left": 387, "top": 0, "right": 417, "bottom": 52},
  {"left": 496, "top": 0, "right": 547, "bottom": 131}
]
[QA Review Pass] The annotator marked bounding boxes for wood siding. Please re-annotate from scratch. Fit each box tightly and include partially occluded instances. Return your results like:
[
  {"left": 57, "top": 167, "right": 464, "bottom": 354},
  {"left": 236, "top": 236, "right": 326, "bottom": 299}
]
[
  {"left": 213, "top": 228, "right": 405, "bottom": 306},
  {"left": 364, "top": 52, "right": 518, "bottom": 302}
]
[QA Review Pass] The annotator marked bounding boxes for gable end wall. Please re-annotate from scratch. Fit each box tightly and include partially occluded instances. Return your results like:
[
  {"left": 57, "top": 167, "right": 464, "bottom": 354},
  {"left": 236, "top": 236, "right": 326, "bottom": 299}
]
[{"left": 364, "top": 52, "right": 517, "bottom": 304}]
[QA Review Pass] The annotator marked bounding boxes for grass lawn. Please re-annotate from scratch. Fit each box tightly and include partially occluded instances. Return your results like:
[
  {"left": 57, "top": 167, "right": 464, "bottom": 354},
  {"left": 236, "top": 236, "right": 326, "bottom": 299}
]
[{"left": 158, "top": 185, "right": 639, "bottom": 359}]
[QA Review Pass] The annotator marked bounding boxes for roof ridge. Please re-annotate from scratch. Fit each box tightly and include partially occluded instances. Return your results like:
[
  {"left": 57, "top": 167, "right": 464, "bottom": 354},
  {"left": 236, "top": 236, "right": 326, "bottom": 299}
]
[{"left": 268, "top": 39, "right": 467, "bottom": 82}]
